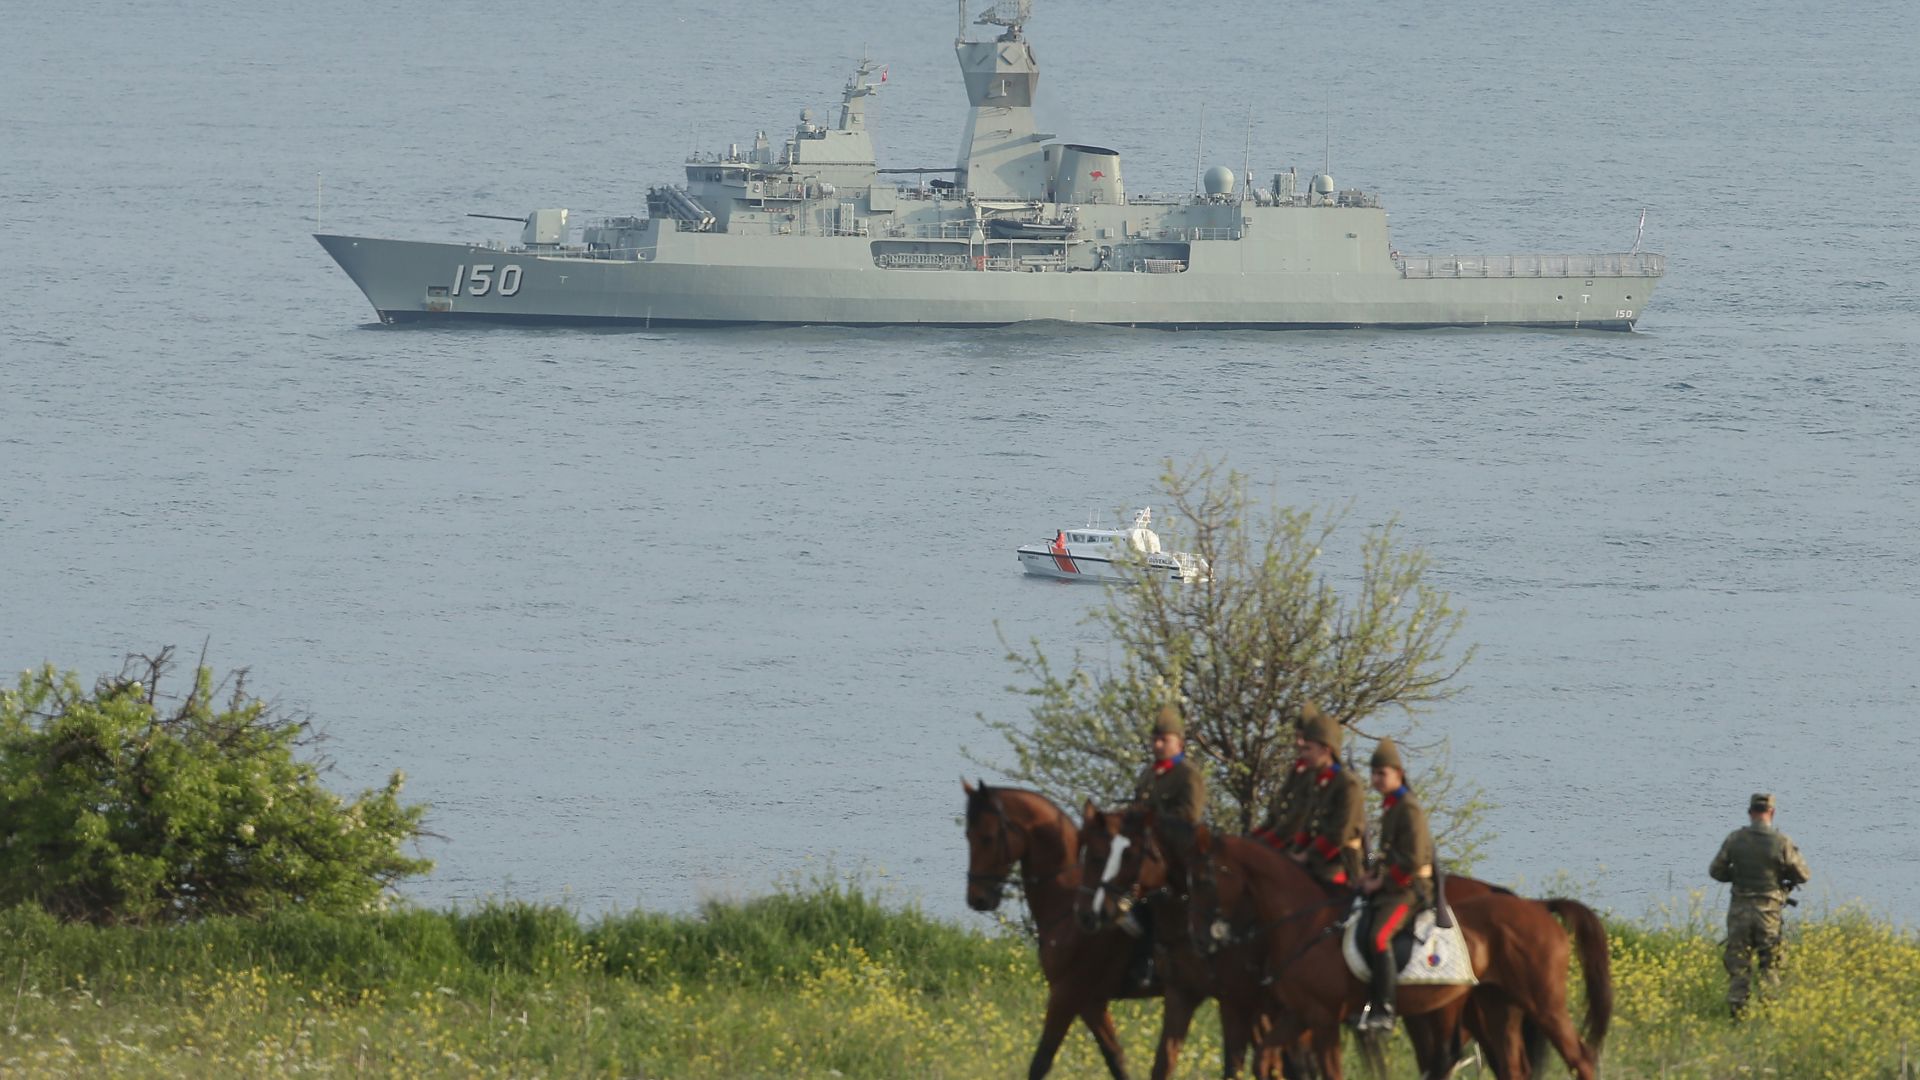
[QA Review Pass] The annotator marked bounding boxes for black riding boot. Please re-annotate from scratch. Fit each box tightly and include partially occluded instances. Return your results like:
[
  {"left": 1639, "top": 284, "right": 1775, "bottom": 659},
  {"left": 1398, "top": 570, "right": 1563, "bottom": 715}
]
[
  {"left": 1358, "top": 939, "right": 1398, "bottom": 1031},
  {"left": 1124, "top": 905, "right": 1156, "bottom": 992}
]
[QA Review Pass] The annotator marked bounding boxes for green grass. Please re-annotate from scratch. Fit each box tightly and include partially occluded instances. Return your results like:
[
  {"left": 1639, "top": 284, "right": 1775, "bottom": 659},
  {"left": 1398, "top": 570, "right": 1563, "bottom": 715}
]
[{"left": 2, "top": 881, "right": 1916, "bottom": 1078}]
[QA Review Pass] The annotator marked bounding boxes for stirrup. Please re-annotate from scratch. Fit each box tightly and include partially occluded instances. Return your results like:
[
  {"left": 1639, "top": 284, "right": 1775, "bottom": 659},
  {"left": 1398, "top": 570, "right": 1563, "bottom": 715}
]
[{"left": 1353, "top": 1002, "right": 1397, "bottom": 1032}]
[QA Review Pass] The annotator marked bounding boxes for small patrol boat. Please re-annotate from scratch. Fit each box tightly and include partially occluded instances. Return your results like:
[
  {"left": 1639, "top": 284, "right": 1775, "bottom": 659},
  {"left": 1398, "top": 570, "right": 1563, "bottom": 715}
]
[{"left": 1016, "top": 508, "right": 1208, "bottom": 583}]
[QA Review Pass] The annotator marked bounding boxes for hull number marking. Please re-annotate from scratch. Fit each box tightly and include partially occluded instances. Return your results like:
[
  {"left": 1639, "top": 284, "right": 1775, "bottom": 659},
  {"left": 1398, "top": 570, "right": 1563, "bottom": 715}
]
[{"left": 452, "top": 264, "right": 522, "bottom": 298}]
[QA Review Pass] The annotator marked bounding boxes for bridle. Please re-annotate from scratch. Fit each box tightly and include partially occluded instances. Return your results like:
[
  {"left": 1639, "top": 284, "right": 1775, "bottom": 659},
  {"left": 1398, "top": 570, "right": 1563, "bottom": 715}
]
[
  {"left": 967, "top": 792, "right": 1045, "bottom": 894},
  {"left": 1075, "top": 812, "right": 1173, "bottom": 923}
]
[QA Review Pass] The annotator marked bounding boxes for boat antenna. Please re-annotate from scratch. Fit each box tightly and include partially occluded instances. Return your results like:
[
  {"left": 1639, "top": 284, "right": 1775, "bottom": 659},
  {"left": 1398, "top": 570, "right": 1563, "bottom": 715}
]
[
  {"left": 1194, "top": 102, "right": 1206, "bottom": 197},
  {"left": 1630, "top": 207, "right": 1647, "bottom": 255},
  {"left": 1241, "top": 103, "right": 1253, "bottom": 207},
  {"left": 1323, "top": 90, "right": 1331, "bottom": 176},
  {"left": 315, "top": 173, "right": 322, "bottom": 232}
]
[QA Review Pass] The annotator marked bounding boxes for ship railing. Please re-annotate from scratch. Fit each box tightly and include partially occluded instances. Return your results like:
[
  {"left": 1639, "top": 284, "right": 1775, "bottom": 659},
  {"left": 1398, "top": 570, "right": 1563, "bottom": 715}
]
[
  {"left": 915, "top": 220, "right": 981, "bottom": 239},
  {"left": 1396, "top": 252, "right": 1667, "bottom": 279},
  {"left": 1187, "top": 227, "right": 1241, "bottom": 241}
]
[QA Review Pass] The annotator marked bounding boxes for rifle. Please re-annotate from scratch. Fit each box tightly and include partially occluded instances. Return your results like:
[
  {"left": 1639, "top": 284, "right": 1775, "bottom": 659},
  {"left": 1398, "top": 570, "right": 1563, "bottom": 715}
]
[{"left": 1780, "top": 879, "right": 1800, "bottom": 908}]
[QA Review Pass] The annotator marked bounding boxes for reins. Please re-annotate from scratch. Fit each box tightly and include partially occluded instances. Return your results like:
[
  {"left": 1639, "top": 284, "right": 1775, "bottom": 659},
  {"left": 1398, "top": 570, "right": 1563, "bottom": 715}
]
[{"left": 1177, "top": 838, "right": 1357, "bottom": 984}]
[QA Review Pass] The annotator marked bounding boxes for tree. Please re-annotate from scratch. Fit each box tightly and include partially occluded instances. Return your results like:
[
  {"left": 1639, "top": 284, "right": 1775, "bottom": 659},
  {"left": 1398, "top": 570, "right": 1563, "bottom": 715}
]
[
  {"left": 0, "top": 648, "right": 431, "bottom": 924},
  {"left": 982, "top": 458, "right": 1490, "bottom": 865}
]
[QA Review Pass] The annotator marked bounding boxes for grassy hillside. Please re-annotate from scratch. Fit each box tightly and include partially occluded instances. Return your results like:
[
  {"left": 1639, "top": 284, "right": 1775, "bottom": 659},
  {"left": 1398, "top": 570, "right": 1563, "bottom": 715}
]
[{"left": 1, "top": 881, "right": 1915, "bottom": 1078}]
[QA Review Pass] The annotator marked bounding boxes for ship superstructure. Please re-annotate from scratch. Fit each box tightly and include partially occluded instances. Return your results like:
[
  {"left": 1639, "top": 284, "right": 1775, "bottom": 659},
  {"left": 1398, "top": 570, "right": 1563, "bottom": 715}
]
[{"left": 316, "top": 0, "right": 1664, "bottom": 330}]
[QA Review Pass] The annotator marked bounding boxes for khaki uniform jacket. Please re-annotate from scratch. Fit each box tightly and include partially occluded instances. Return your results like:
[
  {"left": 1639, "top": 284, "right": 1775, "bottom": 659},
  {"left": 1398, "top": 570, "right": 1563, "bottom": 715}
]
[
  {"left": 1290, "top": 763, "right": 1364, "bottom": 886},
  {"left": 1375, "top": 789, "right": 1436, "bottom": 907},
  {"left": 1256, "top": 760, "right": 1313, "bottom": 842},
  {"left": 1132, "top": 756, "right": 1208, "bottom": 826},
  {"left": 1709, "top": 824, "right": 1810, "bottom": 911}
]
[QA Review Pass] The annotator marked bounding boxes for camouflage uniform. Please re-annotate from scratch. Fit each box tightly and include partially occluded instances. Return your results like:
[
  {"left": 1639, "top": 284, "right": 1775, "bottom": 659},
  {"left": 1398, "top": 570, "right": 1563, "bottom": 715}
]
[{"left": 1708, "top": 793, "right": 1811, "bottom": 1015}]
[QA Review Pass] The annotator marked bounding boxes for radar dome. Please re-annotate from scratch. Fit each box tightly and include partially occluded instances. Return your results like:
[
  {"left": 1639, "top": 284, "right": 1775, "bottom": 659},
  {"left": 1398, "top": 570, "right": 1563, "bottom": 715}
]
[
  {"left": 1203, "top": 165, "right": 1237, "bottom": 196},
  {"left": 1309, "top": 173, "right": 1336, "bottom": 195}
]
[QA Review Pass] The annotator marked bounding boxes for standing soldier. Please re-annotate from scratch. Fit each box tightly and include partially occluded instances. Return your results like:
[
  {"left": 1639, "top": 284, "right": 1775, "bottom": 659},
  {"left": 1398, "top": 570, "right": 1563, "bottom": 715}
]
[
  {"left": 1285, "top": 702, "right": 1364, "bottom": 888},
  {"left": 1123, "top": 702, "right": 1207, "bottom": 989},
  {"left": 1708, "top": 793, "right": 1811, "bottom": 1017},
  {"left": 1353, "top": 738, "right": 1434, "bottom": 1032},
  {"left": 1251, "top": 706, "right": 1314, "bottom": 851}
]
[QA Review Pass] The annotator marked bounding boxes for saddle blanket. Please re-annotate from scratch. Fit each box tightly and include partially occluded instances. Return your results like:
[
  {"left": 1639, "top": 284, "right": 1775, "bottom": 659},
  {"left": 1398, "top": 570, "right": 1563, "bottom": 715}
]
[{"left": 1341, "top": 909, "right": 1477, "bottom": 986}]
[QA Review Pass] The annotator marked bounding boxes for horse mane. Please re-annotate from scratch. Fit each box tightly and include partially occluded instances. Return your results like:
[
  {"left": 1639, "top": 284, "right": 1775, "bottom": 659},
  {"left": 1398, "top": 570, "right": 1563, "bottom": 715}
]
[{"left": 966, "top": 783, "right": 1077, "bottom": 842}]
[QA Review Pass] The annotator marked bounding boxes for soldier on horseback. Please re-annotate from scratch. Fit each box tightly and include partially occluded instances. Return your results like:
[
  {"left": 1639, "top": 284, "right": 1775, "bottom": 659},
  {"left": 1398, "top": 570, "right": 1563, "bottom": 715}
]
[
  {"left": 1352, "top": 737, "right": 1435, "bottom": 1032},
  {"left": 1122, "top": 702, "right": 1207, "bottom": 989},
  {"left": 1283, "top": 701, "right": 1364, "bottom": 888},
  {"left": 1250, "top": 704, "right": 1315, "bottom": 852}
]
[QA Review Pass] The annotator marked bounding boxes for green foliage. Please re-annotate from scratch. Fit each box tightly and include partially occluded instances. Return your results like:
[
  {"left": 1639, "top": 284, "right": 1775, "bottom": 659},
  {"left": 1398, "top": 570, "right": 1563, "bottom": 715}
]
[
  {"left": 983, "top": 457, "right": 1489, "bottom": 863},
  {"left": 1, "top": 883, "right": 1915, "bottom": 1078},
  {"left": 0, "top": 648, "right": 430, "bottom": 925}
]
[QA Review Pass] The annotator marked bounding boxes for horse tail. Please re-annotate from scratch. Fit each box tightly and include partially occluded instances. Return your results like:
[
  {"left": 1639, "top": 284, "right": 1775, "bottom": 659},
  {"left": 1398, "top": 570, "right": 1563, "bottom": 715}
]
[{"left": 1546, "top": 898, "right": 1613, "bottom": 1053}]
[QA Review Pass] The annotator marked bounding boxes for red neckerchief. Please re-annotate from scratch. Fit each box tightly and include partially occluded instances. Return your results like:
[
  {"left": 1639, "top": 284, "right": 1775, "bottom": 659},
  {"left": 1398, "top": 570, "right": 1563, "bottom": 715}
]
[
  {"left": 1314, "top": 763, "right": 1339, "bottom": 787},
  {"left": 1153, "top": 752, "right": 1185, "bottom": 776},
  {"left": 1384, "top": 785, "right": 1407, "bottom": 810}
]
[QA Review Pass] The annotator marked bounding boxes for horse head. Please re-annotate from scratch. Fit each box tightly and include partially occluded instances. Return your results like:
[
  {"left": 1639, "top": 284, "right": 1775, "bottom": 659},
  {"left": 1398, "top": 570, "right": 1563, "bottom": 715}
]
[
  {"left": 1178, "top": 823, "right": 1232, "bottom": 954},
  {"left": 961, "top": 778, "right": 1022, "bottom": 911},
  {"left": 1075, "top": 802, "right": 1165, "bottom": 932}
]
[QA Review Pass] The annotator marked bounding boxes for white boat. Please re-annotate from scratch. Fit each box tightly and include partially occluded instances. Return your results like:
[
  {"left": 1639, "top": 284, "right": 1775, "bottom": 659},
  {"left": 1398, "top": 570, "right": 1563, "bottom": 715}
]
[{"left": 1016, "top": 508, "right": 1208, "bottom": 583}]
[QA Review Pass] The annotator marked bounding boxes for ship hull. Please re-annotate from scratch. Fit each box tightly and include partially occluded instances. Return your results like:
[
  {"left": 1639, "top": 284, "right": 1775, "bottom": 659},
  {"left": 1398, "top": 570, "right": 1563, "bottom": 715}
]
[{"left": 317, "top": 233, "right": 1656, "bottom": 332}]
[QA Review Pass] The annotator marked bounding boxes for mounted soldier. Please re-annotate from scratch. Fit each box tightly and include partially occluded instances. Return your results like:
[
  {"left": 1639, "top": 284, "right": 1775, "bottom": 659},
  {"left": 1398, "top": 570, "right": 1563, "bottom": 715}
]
[
  {"left": 1121, "top": 701, "right": 1207, "bottom": 990},
  {"left": 1709, "top": 792, "right": 1811, "bottom": 1017},
  {"left": 1250, "top": 704, "right": 1315, "bottom": 852},
  {"left": 1284, "top": 701, "right": 1364, "bottom": 889},
  {"left": 1353, "top": 737, "right": 1434, "bottom": 1032}
]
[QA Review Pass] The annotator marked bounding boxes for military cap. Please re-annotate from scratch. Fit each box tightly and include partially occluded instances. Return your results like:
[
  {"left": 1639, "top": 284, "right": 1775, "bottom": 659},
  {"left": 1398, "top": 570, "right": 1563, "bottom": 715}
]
[
  {"left": 1369, "top": 737, "right": 1403, "bottom": 772},
  {"left": 1749, "top": 792, "right": 1775, "bottom": 813},
  {"left": 1296, "top": 700, "right": 1342, "bottom": 753},
  {"left": 1151, "top": 702, "right": 1186, "bottom": 738}
]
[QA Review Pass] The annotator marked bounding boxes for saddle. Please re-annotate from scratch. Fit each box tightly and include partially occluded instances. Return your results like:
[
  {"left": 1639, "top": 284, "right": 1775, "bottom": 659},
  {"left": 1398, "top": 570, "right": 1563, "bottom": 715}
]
[{"left": 1341, "top": 908, "right": 1477, "bottom": 987}]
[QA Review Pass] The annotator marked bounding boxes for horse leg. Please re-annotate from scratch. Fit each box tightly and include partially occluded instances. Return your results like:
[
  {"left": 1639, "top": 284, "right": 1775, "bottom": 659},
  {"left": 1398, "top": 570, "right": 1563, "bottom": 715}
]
[
  {"left": 1314, "top": 1029, "right": 1347, "bottom": 1080},
  {"left": 1404, "top": 1003, "right": 1474, "bottom": 1080},
  {"left": 1219, "top": 1002, "right": 1252, "bottom": 1079},
  {"left": 1151, "top": 989, "right": 1200, "bottom": 1080},
  {"left": 1078, "top": 1003, "right": 1132, "bottom": 1080},
  {"left": 1026, "top": 985, "right": 1082, "bottom": 1080},
  {"left": 1464, "top": 990, "right": 1522, "bottom": 1080},
  {"left": 1530, "top": 1007, "right": 1596, "bottom": 1080}
]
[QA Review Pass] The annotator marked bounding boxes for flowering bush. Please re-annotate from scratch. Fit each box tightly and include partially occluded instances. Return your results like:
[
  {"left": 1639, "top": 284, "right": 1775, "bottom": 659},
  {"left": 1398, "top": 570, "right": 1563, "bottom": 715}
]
[{"left": 0, "top": 649, "right": 429, "bottom": 924}]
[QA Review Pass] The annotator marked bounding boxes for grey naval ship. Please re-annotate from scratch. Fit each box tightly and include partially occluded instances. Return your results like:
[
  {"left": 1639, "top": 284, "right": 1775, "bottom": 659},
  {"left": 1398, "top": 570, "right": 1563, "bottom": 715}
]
[{"left": 316, "top": 1, "right": 1665, "bottom": 331}]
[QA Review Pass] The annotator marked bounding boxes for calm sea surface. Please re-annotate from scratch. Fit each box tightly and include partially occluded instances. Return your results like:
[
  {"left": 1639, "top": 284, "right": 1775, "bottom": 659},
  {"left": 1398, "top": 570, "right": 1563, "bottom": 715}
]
[{"left": 4, "top": 0, "right": 1916, "bottom": 922}]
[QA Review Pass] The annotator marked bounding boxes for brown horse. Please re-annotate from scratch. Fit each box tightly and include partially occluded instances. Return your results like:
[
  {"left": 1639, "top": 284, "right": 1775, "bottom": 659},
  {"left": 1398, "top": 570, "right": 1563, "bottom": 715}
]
[
  {"left": 963, "top": 780, "right": 1153, "bottom": 1080},
  {"left": 1079, "top": 810, "right": 1611, "bottom": 1080},
  {"left": 1077, "top": 807, "right": 1319, "bottom": 1080},
  {"left": 1171, "top": 820, "right": 1606, "bottom": 1080}
]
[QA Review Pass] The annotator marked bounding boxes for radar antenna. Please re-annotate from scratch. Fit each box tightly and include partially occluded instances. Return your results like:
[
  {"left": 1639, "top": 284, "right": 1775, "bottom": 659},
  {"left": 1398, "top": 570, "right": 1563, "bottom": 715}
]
[{"left": 970, "top": 0, "right": 1033, "bottom": 39}]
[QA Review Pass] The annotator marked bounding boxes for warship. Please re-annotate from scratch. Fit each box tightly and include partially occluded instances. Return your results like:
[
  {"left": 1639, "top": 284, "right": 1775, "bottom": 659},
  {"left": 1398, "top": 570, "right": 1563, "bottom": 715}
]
[{"left": 316, "top": 1, "right": 1664, "bottom": 330}]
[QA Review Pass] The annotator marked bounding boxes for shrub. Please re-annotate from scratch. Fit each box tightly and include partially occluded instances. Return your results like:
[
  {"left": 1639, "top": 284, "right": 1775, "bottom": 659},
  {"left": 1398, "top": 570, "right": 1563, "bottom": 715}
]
[{"left": 0, "top": 648, "right": 430, "bottom": 924}]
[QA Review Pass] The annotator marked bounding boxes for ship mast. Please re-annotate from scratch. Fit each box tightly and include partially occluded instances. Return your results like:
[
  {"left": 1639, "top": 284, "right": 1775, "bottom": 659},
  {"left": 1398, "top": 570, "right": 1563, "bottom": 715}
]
[{"left": 953, "top": 0, "right": 1050, "bottom": 199}]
